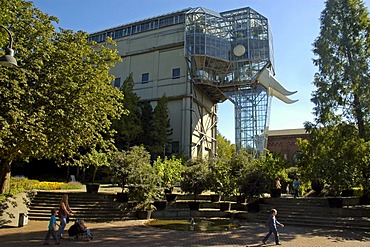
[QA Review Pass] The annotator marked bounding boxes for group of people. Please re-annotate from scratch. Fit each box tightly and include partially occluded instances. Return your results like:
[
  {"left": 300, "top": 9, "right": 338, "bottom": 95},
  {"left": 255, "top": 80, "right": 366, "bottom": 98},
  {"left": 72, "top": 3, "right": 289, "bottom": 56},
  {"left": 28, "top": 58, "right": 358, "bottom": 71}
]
[
  {"left": 276, "top": 177, "right": 300, "bottom": 198},
  {"left": 43, "top": 194, "right": 92, "bottom": 245}
]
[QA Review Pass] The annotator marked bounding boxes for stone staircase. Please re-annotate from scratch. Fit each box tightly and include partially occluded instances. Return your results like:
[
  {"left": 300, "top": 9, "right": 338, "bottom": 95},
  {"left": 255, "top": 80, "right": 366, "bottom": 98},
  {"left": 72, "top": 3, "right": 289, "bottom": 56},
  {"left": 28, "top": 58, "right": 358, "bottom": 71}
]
[
  {"left": 251, "top": 197, "right": 370, "bottom": 231},
  {"left": 28, "top": 191, "right": 132, "bottom": 222},
  {"left": 153, "top": 194, "right": 248, "bottom": 219},
  {"left": 28, "top": 191, "right": 370, "bottom": 231},
  {"left": 28, "top": 192, "right": 248, "bottom": 222}
]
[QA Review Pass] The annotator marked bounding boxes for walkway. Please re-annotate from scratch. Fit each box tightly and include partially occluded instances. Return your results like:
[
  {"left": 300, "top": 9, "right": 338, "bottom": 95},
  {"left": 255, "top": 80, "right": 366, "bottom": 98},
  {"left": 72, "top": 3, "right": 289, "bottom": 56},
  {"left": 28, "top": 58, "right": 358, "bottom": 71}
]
[{"left": 0, "top": 219, "right": 369, "bottom": 246}]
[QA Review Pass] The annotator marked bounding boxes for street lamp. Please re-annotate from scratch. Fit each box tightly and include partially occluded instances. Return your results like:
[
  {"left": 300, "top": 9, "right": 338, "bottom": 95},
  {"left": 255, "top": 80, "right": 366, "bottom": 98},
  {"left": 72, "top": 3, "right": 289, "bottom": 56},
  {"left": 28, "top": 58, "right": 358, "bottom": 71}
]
[{"left": 0, "top": 25, "right": 17, "bottom": 67}]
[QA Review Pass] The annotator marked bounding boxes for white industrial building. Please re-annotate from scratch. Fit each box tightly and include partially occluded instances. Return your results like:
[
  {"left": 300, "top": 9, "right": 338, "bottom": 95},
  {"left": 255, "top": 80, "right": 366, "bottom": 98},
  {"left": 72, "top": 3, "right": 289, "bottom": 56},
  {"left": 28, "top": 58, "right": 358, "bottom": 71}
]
[{"left": 89, "top": 6, "right": 297, "bottom": 158}]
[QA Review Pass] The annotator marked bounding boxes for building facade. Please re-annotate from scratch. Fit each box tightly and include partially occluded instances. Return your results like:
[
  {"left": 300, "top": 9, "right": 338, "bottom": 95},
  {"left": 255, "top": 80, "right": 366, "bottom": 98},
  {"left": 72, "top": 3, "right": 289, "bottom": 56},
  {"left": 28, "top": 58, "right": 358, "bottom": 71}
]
[
  {"left": 89, "top": 7, "right": 297, "bottom": 158},
  {"left": 267, "top": 128, "right": 309, "bottom": 165}
]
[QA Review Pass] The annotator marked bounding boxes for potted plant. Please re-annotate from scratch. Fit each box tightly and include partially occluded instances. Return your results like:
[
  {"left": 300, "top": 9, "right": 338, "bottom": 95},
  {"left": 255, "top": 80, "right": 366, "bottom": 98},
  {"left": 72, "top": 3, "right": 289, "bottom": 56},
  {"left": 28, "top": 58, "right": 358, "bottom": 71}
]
[
  {"left": 153, "top": 156, "right": 185, "bottom": 202},
  {"left": 297, "top": 123, "right": 361, "bottom": 207},
  {"left": 208, "top": 157, "right": 235, "bottom": 210},
  {"left": 110, "top": 150, "right": 133, "bottom": 202},
  {"left": 228, "top": 149, "right": 255, "bottom": 203},
  {"left": 253, "top": 152, "right": 288, "bottom": 198},
  {"left": 81, "top": 148, "right": 111, "bottom": 193},
  {"left": 180, "top": 158, "right": 209, "bottom": 210},
  {"left": 239, "top": 170, "right": 269, "bottom": 212},
  {"left": 125, "top": 146, "right": 163, "bottom": 218}
]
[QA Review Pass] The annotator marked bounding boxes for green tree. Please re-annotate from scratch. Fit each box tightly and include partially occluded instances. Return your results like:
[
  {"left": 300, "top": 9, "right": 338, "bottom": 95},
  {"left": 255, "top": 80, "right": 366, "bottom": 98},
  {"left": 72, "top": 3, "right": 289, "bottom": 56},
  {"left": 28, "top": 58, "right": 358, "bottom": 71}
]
[
  {"left": 153, "top": 156, "right": 184, "bottom": 191},
  {"left": 229, "top": 149, "right": 254, "bottom": 196},
  {"left": 312, "top": 0, "right": 370, "bottom": 136},
  {"left": 149, "top": 94, "right": 173, "bottom": 159},
  {"left": 216, "top": 132, "right": 235, "bottom": 161},
  {"left": 112, "top": 74, "right": 142, "bottom": 150},
  {"left": 0, "top": 0, "right": 123, "bottom": 193},
  {"left": 311, "top": 0, "right": 370, "bottom": 198},
  {"left": 297, "top": 123, "right": 361, "bottom": 196},
  {"left": 124, "top": 146, "right": 162, "bottom": 211},
  {"left": 138, "top": 101, "right": 155, "bottom": 150}
]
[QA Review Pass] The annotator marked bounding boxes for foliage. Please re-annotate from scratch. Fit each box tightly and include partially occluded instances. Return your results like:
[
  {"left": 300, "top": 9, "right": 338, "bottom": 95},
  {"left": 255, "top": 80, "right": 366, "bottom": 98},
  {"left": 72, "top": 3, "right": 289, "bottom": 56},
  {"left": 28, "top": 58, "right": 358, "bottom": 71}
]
[
  {"left": 33, "top": 181, "right": 83, "bottom": 190},
  {"left": 149, "top": 95, "right": 173, "bottom": 159},
  {"left": 207, "top": 156, "right": 235, "bottom": 198},
  {"left": 111, "top": 146, "right": 162, "bottom": 211},
  {"left": 243, "top": 151, "right": 287, "bottom": 197},
  {"left": 79, "top": 149, "right": 111, "bottom": 183},
  {"left": 228, "top": 149, "right": 255, "bottom": 196},
  {"left": 254, "top": 152, "right": 288, "bottom": 185},
  {"left": 153, "top": 156, "right": 185, "bottom": 190},
  {"left": 111, "top": 74, "right": 142, "bottom": 150},
  {"left": 0, "top": 177, "right": 82, "bottom": 202},
  {"left": 216, "top": 133, "right": 235, "bottom": 161},
  {"left": 297, "top": 123, "right": 362, "bottom": 196},
  {"left": 311, "top": 0, "right": 370, "bottom": 198},
  {"left": 110, "top": 148, "right": 138, "bottom": 192},
  {"left": 127, "top": 146, "right": 162, "bottom": 211},
  {"left": 138, "top": 101, "right": 155, "bottom": 151},
  {"left": 0, "top": 0, "right": 124, "bottom": 193},
  {"left": 180, "top": 158, "right": 209, "bottom": 201}
]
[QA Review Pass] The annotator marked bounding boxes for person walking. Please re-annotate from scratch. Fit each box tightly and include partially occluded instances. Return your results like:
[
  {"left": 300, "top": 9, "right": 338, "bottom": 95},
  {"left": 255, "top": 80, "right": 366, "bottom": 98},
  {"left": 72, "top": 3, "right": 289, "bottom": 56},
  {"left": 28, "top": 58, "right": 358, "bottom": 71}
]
[
  {"left": 275, "top": 178, "right": 281, "bottom": 189},
  {"left": 262, "top": 208, "right": 284, "bottom": 245},
  {"left": 57, "top": 194, "right": 74, "bottom": 239},
  {"left": 286, "top": 183, "right": 290, "bottom": 195},
  {"left": 293, "top": 178, "right": 300, "bottom": 198},
  {"left": 43, "top": 208, "right": 60, "bottom": 245}
]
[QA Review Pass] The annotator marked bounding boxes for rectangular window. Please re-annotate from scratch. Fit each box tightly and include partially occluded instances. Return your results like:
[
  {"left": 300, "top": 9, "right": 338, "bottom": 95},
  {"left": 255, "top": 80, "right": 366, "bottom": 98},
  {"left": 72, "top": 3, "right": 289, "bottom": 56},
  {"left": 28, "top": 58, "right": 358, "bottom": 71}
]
[
  {"left": 172, "top": 68, "right": 180, "bottom": 79},
  {"left": 142, "top": 73, "right": 149, "bottom": 83},
  {"left": 114, "top": 78, "right": 121, "bottom": 88}
]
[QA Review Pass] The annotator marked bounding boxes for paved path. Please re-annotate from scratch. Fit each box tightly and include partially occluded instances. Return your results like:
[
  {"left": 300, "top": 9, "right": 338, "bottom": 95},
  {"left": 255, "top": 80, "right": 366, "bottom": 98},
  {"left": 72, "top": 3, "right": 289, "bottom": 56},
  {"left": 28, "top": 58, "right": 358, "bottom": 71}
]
[{"left": 0, "top": 219, "right": 369, "bottom": 246}]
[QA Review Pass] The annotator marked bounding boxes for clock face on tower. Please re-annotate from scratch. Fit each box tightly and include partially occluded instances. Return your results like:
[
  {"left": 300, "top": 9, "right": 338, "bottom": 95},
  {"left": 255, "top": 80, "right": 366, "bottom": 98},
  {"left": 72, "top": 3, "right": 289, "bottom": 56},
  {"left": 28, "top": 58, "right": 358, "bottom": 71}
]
[{"left": 233, "top": 44, "right": 246, "bottom": 57}]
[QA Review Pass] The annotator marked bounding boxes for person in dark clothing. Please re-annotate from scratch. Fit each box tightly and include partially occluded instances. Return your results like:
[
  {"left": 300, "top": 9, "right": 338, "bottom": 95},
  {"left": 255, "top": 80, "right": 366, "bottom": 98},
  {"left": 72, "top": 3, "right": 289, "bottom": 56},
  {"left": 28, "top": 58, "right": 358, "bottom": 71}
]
[{"left": 262, "top": 208, "right": 284, "bottom": 245}]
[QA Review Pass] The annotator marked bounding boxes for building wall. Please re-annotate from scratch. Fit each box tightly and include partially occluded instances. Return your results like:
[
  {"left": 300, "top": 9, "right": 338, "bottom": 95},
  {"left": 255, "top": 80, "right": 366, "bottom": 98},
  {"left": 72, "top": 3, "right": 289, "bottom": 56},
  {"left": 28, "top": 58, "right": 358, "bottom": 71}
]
[
  {"left": 267, "top": 129, "right": 309, "bottom": 165},
  {"left": 108, "top": 23, "right": 216, "bottom": 158}
]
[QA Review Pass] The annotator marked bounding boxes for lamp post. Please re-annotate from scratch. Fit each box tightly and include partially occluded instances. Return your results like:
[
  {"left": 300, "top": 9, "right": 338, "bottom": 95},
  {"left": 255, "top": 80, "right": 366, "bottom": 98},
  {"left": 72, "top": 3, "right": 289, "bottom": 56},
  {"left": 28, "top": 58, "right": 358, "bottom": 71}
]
[{"left": 0, "top": 25, "right": 17, "bottom": 67}]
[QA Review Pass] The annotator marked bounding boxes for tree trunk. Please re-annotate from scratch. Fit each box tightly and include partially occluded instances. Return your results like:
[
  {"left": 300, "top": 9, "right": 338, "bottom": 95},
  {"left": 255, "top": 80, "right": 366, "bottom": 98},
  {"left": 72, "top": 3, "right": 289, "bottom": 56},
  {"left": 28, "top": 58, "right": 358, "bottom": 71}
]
[
  {"left": 0, "top": 159, "right": 12, "bottom": 194},
  {"left": 92, "top": 166, "right": 98, "bottom": 183}
]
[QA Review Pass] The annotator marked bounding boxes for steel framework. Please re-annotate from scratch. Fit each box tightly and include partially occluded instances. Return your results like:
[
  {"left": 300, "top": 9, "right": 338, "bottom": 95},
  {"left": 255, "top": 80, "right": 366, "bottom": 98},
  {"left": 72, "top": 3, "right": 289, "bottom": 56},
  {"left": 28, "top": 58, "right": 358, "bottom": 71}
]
[{"left": 185, "top": 7, "right": 297, "bottom": 156}]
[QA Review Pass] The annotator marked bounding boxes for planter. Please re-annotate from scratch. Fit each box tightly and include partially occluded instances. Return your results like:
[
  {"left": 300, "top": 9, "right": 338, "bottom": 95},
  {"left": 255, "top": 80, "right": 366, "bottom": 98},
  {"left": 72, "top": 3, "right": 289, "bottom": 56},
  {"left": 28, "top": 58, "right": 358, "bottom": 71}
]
[
  {"left": 165, "top": 193, "right": 177, "bottom": 202},
  {"left": 236, "top": 195, "right": 246, "bottom": 204},
  {"left": 210, "top": 194, "right": 221, "bottom": 202},
  {"left": 86, "top": 184, "right": 100, "bottom": 193},
  {"left": 164, "top": 188, "right": 173, "bottom": 194},
  {"left": 153, "top": 201, "right": 167, "bottom": 211},
  {"left": 136, "top": 210, "right": 152, "bottom": 219},
  {"left": 327, "top": 197, "right": 343, "bottom": 208},
  {"left": 116, "top": 192, "right": 128, "bottom": 202},
  {"left": 247, "top": 202, "right": 260, "bottom": 213},
  {"left": 188, "top": 201, "right": 201, "bottom": 211},
  {"left": 359, "top": 195, "right": 370, "bottom": 205},
  {"left": 341, "top": 189, "right": 354, "bottom": 197},
  {"left": 219, "top": 202, "right": 231, "bottom": 211},
  {"left": 270, "top": 188, "right": 281, "bottom": 198}
]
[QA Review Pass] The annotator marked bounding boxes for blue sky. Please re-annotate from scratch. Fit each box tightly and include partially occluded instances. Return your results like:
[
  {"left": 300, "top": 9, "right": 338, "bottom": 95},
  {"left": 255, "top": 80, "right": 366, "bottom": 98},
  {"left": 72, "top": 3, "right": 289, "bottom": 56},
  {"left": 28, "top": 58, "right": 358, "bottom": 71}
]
[{"left": 30, "top": 0, "right": 370, "bottom": 142}]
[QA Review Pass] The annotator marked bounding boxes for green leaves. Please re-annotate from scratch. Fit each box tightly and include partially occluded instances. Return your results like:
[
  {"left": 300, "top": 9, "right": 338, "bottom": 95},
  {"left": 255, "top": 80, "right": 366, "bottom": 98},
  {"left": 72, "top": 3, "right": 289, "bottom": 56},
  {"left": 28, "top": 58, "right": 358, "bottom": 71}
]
[{"left": 0, "top": 0, "right": 124, "bottom": 192}]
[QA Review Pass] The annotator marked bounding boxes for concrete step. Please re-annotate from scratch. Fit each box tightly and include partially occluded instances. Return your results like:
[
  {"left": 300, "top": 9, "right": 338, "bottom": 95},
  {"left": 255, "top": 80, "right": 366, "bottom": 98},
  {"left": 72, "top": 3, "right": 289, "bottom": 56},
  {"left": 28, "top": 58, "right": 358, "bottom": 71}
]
[{"left": 254, "top": 197, "right": 370, "bottom": 231}]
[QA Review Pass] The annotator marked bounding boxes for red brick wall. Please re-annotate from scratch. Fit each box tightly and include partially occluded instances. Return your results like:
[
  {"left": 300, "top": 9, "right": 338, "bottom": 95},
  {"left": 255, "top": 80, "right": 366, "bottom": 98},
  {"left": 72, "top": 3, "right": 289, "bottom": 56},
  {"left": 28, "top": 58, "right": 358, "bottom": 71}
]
[{"left": 267, "top": 134, "right": 308, "bottom": 164}]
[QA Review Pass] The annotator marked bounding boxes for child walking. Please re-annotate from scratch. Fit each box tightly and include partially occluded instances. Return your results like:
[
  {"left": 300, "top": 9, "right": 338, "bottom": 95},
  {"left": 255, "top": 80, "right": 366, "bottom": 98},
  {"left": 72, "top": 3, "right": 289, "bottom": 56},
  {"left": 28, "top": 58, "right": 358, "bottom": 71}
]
[
  {"left": 43, "top": 208, "right": 60, "bottom": 245},
  {"left": 262, "top": 208, "right": 284, "bottom": 245}
]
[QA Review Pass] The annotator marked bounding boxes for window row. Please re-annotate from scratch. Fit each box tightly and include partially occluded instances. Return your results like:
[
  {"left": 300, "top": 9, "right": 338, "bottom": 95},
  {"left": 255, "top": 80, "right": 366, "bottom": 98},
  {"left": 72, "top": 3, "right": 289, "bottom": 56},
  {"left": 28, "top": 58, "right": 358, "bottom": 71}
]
[
  {"left": 113, "top": 68, "right": 181, "bottom": 87},
  {"left": 89, "top": 14, "right": 185, "bottom": 43}
]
